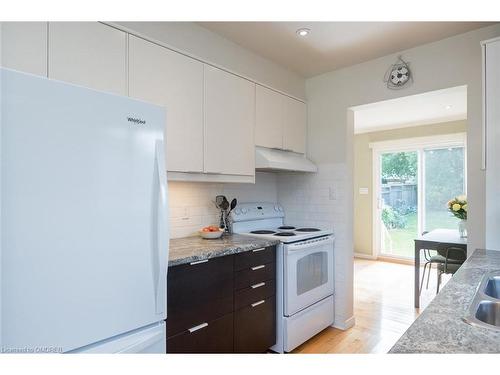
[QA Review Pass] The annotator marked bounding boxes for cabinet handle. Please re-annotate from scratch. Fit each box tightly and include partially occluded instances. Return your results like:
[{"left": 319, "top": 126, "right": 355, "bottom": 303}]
[
  {"left": 190, "top": 259, "right": 208, "bottom": 266},
  {"left": 252, "top": 247, "right": 266, "bottom": 253},
  {"left": 251, "top": 300, "right": 265, "bottom": 308},
  {"left": 251, "top": 265, "right": 265, "bottom": 271},
  {"left": 188, "top": 322, "right": 208, "bottom": 333},
  {"left": 251, "top": 282, "right": 266, "bottom": 289}
]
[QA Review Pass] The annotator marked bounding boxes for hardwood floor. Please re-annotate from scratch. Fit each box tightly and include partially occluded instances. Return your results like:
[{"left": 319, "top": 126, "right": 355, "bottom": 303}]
[{"left": 292, "top": 258, "right": 450, "bottom": 354}]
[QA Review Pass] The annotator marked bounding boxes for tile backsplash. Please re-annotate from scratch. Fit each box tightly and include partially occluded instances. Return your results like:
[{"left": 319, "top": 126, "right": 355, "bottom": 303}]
[{"left": 168, "top": 172, "right": 277, "bottom": 238}]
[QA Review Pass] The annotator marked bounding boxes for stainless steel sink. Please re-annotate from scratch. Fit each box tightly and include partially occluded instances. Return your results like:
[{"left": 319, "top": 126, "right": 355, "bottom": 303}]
[
  {"left": 484, "top": 276, "right": 500, "bottom": 299},
  {"left": 475, "top": 301, "right": 500, "bottom": 327},
  {"left": 464, "top": 271, "right": 500, "bottom": 331}
]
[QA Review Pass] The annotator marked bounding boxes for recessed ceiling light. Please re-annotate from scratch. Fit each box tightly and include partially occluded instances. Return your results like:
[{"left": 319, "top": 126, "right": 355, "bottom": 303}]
[
  {"left": 296, "top": 28, "right": 310, "bottom": 37},
  {"left": 445, "top": 105, "right": 452, "bottom": 110}
]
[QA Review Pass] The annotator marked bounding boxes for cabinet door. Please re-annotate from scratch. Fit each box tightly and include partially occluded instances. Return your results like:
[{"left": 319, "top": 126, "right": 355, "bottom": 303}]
[
  {"left": 167, "top": 255, "right": 234, "bottom": 338},
  {"left": 1, "top": 22, "right": 47, "bottom": 76},
  {"left": 283, "top": 97, "right": 307, "bottom": 154},
  {"left": 485, "top": 39, "right": 500, "bottom": 249},
  {"left": 255, "top": 85, "right": 283, "bottom": 149},
  {"left": 128, "top": 36, "right": 204, "bottom": 172},
  {"left": 48, "top": 22, "right": 127, "bottom": 95},
  {"left": 234, "top": 298, "right": 276, "bottom": 353},
  {"left": 167, "top": 313, "right": 234, "bottom": 353},
  {"left": 204, "top": 65, "right": 255, "bottom": 176}
]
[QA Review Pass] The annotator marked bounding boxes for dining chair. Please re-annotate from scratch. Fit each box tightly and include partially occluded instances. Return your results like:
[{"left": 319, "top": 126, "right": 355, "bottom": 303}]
[
  {"left": 419, "top": 231, "right": 433, "bottom": 296},
  {"left": 435, "top": 244, "right": 467, "bottom": 293}
]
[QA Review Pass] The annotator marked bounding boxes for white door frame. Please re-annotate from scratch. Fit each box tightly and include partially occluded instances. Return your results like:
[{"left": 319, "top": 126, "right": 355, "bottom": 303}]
[{"left": 370, "top": 133, "right": 467, "bottom": 259}]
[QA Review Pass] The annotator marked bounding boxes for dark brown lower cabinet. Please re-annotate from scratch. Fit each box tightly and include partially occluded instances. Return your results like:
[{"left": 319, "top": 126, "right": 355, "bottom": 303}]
[
  {"left": 234, "top": 298, "right": 276, "bottom": 353},
  {"left": 166, "top": 245, "right": 276, "bottom": 353},
  {"left": 167, "top": 313, "right": 234, "bottom": 353}
]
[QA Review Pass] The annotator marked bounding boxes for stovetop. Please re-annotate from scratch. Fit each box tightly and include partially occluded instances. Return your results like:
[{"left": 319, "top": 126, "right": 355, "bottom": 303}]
[
  {"left": 231, "top": 202, "right": 333, "bottom": 243},
  {"left": 240, "top": 225, "right": 333, "bottom": 243}
]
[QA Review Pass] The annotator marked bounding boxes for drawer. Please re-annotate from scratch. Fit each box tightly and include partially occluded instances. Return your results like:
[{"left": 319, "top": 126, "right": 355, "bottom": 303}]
[
  {"left": 235, "top": 262, "right": 275, "bottom": 290},
  {"left": 234, "top": 279, "right": 275, "bottom": 310},
  {"left": 234, "top": 298, "right": 276, "bottom": 353},
  {"left": 167, "top": 313, "right": 234, "bottom": 353},
  {"left": 167, "top": 255, "right": 234, "bottom": 337},
  {"left": 235, "top": 246, "right": 275, "bottom": 271}
]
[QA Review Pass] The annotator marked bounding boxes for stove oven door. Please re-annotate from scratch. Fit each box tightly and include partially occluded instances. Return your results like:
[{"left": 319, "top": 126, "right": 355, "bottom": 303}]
[{"left": 284, "top": 235, "right": 334, "bottom": 316}]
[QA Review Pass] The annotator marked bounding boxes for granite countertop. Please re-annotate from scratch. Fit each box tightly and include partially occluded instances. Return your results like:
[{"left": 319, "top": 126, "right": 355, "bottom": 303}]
[
  {"left": 168, "top": 234, "right": 280, "bottom": 267},
  {"left": 390, "top": 249, "right": 500, "bottom": 353}
]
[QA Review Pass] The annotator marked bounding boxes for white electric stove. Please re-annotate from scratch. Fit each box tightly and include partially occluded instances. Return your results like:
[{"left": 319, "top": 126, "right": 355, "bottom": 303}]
[{"left": 231, "top": 202, "right": 335, "bottom": 353}]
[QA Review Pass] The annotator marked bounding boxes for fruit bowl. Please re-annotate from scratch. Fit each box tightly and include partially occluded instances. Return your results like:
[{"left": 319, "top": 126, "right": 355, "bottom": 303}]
[{"left": 199, "top": 226, "right": 224, "bottom": 239}]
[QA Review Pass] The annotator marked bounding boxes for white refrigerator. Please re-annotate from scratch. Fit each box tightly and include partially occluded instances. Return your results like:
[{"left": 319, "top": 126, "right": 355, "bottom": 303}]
[{"left": 0, "top": 68, "right": 169, "bottom": 353}]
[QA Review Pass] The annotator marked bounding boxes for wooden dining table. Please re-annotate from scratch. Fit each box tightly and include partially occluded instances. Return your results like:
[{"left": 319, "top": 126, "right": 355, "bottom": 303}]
[{"left": 414, "top": 229, "right": 467, "bottom": 308}]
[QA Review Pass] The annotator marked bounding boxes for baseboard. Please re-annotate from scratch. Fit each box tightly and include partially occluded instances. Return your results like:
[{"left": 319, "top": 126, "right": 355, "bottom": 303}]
[
  {"left": 377, "top": 256, "right": 413, "bottom": 265},
  {"left": 354, "top": 252, "right": 377, "bottom": 260},
  {"left": 332, "top": 315, "right": 356, "bottom": 330}
]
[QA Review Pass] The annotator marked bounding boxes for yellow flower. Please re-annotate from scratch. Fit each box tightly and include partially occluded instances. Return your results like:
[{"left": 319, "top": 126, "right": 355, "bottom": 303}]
[
  {"left": 463, "top": 204, "right": 467, "bottom": 212},
  {"left": 452, "top": 203, "right": 461, "bottom": 211},
  {"left": 457, "top": 195, "right": 467, "bottom": 203}
]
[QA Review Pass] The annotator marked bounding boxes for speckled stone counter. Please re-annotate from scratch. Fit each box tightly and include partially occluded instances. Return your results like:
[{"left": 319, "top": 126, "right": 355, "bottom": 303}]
[
  {"left": 390, "top": 249, "right": 500, "bottom": 353},
  {"left": 169, "top": 234, "right": 279, "bottom": 267}
]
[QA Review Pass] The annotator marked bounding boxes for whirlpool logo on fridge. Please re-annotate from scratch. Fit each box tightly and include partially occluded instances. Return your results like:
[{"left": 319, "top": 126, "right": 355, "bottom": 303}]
[{"left": 127, "top": 116, "right": 146, "bottom": 125}]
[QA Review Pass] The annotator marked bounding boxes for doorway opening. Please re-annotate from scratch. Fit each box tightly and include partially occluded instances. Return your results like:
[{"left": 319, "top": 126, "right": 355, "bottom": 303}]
[{"left": 347, "top": 85, "right": 468, "bottom": 346}]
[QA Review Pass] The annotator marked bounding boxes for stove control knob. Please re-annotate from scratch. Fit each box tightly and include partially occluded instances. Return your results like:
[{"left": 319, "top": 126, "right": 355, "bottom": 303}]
[
  {"left": 278, "top": 206, "right": 284, "bottom": 212},
  {"left": 274, "top": 205, "right": 280, "bottom": 211},
  {"left": 234, "top": 208, "right": 241, "bottom": 215},
  {"left": 241, "top": 208, "right": 248, "bottom": 214}
]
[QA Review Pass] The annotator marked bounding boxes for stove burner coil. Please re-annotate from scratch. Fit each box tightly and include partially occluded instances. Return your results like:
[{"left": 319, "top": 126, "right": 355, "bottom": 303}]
[{"left": 274, "top": 232, "right": 296, "bottom": 237}]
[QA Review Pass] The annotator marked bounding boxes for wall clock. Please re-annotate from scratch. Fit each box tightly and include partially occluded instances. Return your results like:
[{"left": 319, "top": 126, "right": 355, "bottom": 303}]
[{"left": 384, "top": 56, "right": 412, "bottom": 90}]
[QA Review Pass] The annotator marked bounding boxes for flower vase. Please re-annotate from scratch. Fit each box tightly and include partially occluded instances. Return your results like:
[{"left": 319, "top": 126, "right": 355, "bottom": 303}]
[{"left": 458, "top": 219, "right": 467, "bottom": 238}]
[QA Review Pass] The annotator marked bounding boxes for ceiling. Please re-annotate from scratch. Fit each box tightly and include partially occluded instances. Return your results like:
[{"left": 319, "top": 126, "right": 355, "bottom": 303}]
[
  {"left": 198, "top": 22, "right": 494, "bottom": 77},
  {"left": 351, "top": 85, "right": 467, "bottom": 134}
]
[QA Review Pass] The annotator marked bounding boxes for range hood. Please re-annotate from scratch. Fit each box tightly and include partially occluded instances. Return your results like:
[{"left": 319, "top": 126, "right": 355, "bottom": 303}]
[{"left": 255, "top": 146, "right": 317, "bottom": 173}]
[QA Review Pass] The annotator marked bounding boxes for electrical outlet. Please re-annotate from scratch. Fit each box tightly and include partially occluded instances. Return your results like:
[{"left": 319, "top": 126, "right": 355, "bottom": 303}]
[{"left": 329, "top": 187, "right": 336, "bottom": 200}]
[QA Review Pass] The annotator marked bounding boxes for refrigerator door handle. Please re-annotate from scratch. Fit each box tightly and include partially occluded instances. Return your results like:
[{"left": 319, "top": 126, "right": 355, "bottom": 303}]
[{"left": 155, "top": 140, "right": 169, "bottom": 316}]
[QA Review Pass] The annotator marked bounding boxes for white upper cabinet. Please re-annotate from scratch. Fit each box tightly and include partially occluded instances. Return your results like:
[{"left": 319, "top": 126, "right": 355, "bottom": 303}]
[
  {"left": 48, "top": 22, "right": 127, "bottom": 95},
  {"left": 255, "top": 84, "right": 307, "bottom": 154},
  {"left": 1, "top": 22, "right": 48, "bottom": 76},
  {"left": 283, "top": 96, "right": 307, "bottom": 154},
  {"left": 204, "top": 65, "right": 255, "bottom": 176},
  {"left": 255, "top": 85, "right": 284, "bottom": 149},
  {"left": 128, "top": 36, "right": 204, "bottom": 173}
]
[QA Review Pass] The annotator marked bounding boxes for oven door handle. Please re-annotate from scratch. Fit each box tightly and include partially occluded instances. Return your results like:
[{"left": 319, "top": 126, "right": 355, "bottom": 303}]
[{"left": 286, "top": 236, "right": 334, "bottom": 253}]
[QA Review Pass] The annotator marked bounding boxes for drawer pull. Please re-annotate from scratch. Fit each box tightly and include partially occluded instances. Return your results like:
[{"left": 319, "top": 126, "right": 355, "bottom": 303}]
[
  {"left": 251, "top": 282, "right": 266, "bottom": 289},
  {"left": 251, "top": 265, "right": 265, "bottom": 271},
  {"left": 189, "top": 259, "right": 208, "bottom": 266},
  {"left": 251, "top": 300, "right": 265, "bottom": 308},
  {"left": 188, "top": 322, "right": 208, "bottom": 333},
  {"left": 252, "top": 247, "right": 266, "bottom": 253}
]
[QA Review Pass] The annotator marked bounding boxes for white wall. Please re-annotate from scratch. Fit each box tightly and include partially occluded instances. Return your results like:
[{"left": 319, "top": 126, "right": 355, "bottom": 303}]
[
  {"left": 280, "top": 24, "right": 500, "bottom": 329},
  {"left": 0, "top": 22, "right": 3, "bottom": 346},
  {"left": 112, "top": 22, "right": 306, "bottom": 100},
  {"left": 169, "top": 172, "right": 277, "bottom": 238}
]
